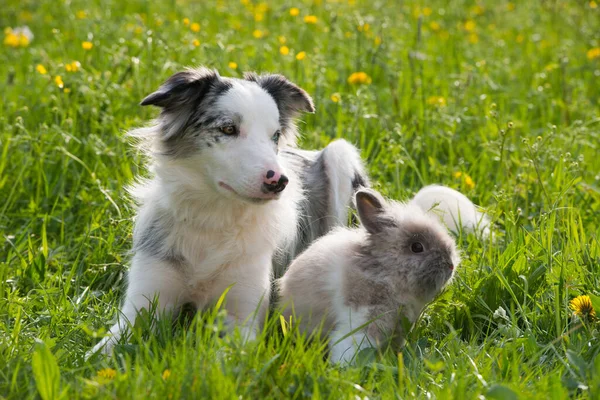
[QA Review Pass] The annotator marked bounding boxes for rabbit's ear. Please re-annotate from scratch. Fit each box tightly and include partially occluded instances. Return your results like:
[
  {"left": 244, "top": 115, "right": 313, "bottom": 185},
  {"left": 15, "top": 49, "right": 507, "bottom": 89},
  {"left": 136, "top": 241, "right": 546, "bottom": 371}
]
[{"left": 355, "top": 189, "right": 393, "bottom": 234}]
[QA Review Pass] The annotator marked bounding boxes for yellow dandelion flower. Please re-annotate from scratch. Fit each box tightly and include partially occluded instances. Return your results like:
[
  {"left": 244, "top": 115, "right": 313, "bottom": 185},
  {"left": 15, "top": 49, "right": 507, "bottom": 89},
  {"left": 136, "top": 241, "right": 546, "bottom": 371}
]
[
  {"left": 374, "top": 36, "right": 382, "bottom": 46},
  {"left": 18, "top": 34, "right": 30, "bottom": 47},
  {"left": 464, "top": 20, "right": 476, "bottom": 32},
  {"left": 76, "top": 10, "right": 87, "bottom": 19},
  {"left": 4, "top": 27, "right": 33, "bottom": 48},
  {"left": 304, "top": 15, "right": 318, "bottom": 24},
  {"left": 296, "top": 51, "right": 306, "bottom": 60},
  {"left": 590, "top": 1, "right": 598, "bottom": 8},
  {"left": 587, "top": 47, "right": 600, "bottom": 60},
  {"left": 453, "top": 171, "right": 462, "bottom": 178},
  {"left": 183, "top": 18, "right": 190, "bottom": 26},
  {"left": 63, "top": 88, "right": 71, "bottom": 93},
  {"left": 278, "top": 35, "right": 286, "bottom": 44},
  {"left": 192, "top": 39, "right": 200, "bottom": 47},
  {"left": 468, "top": 33, "right": 479, "bottom": 44},
  {"left": 279, "top": 45, "right": 290, "bottom": 55},
  {"left": 190, "top": 22, "right": 200, "bottom": 32},
  {"left": 570, "top": 295, "right": 596, "bottom": 321},
  {"left": 344, "top": 31, "right": 352, "bottom": 38},
  {"left": 228, "top": 61, "right": 238, "bottom": 69},
  {"left": 36, "top": 64, "right": 47, "bottom": 75},
  {"left": 65, "top": 61, "right": 80, "bottom": 72},
  {"left": 330, "top": 93, "right": 341, "bottom": 103},
  {"left": 426, "top": 96, "right": 447, "bottom": 107},
  {"left": 289, "top": 7, "right": 300, "bottom": 17},
  {"left": 253, "top": 29, "right": 263, "bottom": 39},
  {"left": 82, "top": 41, "right": 93, "bottom": 50},
  {"left": 4, "top": 32, "right": 20, "bottom": 48},
  {"left": 422, "top": 7, "right": 432, "bottom": 16},
  {"left": 429, "top": 21, "right": 441, "bottom": 31},
  {"left": 162, "top": 369, "right": 171, "bottom": 380},
  {"left": 97, "top": 368, "right": 116, "bottom": 380},
  {"left": 54, "top": 75, "right": 64, "bottom": 88},
  {"left": 347, "top": 72, "right": 372, "bottom": 85},
  {"left": 464, "top": 175, "right": 475, "bottom": 189}
]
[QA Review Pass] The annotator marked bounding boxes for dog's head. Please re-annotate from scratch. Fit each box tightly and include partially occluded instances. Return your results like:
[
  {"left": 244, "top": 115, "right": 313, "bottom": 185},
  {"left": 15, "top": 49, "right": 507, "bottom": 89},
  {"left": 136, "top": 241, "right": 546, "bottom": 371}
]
[{"left": 139, "top": 67, "right": 314, "bottom": 203}]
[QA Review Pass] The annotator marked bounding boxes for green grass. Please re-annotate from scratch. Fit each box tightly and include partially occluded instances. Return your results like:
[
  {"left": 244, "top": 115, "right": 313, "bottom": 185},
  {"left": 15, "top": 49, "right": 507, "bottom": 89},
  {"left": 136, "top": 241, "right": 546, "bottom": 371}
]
[{"left": 1, "top": 0, "right": 600, "bottom": 398}]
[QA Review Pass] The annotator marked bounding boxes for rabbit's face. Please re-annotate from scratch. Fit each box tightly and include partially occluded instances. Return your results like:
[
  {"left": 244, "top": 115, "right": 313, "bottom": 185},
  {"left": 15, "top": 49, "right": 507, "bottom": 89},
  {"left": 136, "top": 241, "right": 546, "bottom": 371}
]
[
  {"left": 355, "top": 189, "right": 460, "bottom": 304},
  {"left": 389, "top": 218, "right": 459, "bottom": 300}
]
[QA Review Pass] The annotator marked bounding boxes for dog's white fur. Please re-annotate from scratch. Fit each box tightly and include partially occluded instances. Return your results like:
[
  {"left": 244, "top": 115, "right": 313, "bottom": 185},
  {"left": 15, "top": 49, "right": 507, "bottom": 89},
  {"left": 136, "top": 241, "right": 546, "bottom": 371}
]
[{"left": 90, "top": 73, "right": 364, "bottom": 356}]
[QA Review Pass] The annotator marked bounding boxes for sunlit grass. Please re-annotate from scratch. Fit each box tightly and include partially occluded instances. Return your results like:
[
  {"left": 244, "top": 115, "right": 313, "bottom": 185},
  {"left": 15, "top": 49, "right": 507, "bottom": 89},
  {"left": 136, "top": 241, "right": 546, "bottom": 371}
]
[{"left": 1, "top": 0, "right": 599, "bottom": 398}]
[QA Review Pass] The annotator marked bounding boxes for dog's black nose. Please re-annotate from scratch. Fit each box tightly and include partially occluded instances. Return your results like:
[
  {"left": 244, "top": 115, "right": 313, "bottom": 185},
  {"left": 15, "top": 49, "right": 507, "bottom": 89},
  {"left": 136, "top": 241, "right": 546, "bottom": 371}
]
[{"left": 263, "top": 174, "right": 289, "bottom": 194}]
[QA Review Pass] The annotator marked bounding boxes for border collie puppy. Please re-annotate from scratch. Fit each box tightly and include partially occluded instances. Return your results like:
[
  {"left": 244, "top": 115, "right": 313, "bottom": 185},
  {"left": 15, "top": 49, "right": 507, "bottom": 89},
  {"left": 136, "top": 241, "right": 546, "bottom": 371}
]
[{"left": 90, "top": 67, "right": 367, "bottom": 355}]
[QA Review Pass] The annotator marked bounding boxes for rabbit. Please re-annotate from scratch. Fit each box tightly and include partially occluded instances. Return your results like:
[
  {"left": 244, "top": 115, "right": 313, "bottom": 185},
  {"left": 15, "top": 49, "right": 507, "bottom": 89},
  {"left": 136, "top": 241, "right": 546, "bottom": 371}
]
[
  {"left": 410, "top": 184, "right": 491, "bottom": 238},
  {"left": 277, "top": 188, "right": 460, "bottom": 364}
]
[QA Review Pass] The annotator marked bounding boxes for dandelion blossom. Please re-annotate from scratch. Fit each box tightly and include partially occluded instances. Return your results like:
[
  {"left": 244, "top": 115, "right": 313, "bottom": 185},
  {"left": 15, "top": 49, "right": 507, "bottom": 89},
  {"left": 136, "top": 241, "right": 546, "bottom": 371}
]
[
  {"left": 82, "top": 41, "right": 93, "bottom": 50},
  {"left": 347, "top": 72, "right": 371, "bottom": 85},
  {"left": 426, "top": 96, "right": 447, "bottom": 107},
  {"left": 330, "top": 93, "right": 341, "bottom": 103},
  {"left": 183, "top": 18, "right": 190, "bottom": 26},
  {"left": 279, "top": 45, "right": 289, "bottom": 55},
  {"left": 192, "top": 39, "right": 200, "bottom": 47},
  {"left": 295, "top": 51, "right": 306, "bottom": 60},
  {"left": 76, "top": 10, "right": 87, "bottom": 19},
  {"left": 54, "top": 75, "right": 64, "bottom": 89},
  {"left": 65, "top": 61, "right": 80, "bottom": 72},
  {"left": 304, "top": 15, "right": 317, "bottom": 24},
  {"left": 190, "top": 22, "right": 200, "bottom": 32},
  {"left": 4, "top": 26, "right": 33, "bottom": 48},
  {"left": 464, "top": 175, "right": 475, "bottom": 189},
  {"left": 162, "top": 369, "right": 171, "bottom": 380},
  {"left": 252, "top": 29, "right": 263, "bottom": 39},
  {"left": 228, "top": 62, "right": 238, "bottom": 69},
  {"left": 36, "top": 64, "right": 47, "bottom": 75},
  {"left": 587, "top": 47, "right": 600, "bottom": 60},
  {"left": 289, "top": 7, "right": 300, "bottom": 16},
  {"left": 570, "top": 295, "right": 596, "bottom": 321},
  {"left": 97, "top": 368, "right": 117, "bottom": 380}
]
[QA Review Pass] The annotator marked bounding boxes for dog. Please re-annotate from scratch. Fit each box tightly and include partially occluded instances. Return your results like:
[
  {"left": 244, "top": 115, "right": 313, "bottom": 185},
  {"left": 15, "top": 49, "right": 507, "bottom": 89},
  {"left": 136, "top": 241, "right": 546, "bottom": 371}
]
[{"left": 89, "top": 67, "right": 367, "bottom": 355}]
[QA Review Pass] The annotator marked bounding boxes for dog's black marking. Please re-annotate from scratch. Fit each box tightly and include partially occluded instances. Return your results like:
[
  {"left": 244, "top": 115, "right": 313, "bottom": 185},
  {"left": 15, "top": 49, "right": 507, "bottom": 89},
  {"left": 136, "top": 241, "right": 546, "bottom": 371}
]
[
  {"left": 244, "top": 72, "right": 315, "bottom": 142},
  {"left": 134, "top": 211, "right": 186, "bottom": 267}
]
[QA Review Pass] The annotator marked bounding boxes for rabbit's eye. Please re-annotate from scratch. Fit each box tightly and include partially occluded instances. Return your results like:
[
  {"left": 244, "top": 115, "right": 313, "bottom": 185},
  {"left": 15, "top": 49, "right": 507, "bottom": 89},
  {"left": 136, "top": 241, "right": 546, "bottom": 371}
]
[{"left": 411, "top": 242, "right": 424, "bottom": 253}]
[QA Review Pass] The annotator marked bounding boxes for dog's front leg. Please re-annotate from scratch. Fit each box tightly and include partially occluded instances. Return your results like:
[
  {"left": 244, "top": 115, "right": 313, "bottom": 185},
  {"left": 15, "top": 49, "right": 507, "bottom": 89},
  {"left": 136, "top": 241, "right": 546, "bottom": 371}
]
[
  {"left": 89, "top": 253, "right": 188, "bottom": 356},
  {"left": 219, "top": 257, "right": 271, "bottom": 341}
]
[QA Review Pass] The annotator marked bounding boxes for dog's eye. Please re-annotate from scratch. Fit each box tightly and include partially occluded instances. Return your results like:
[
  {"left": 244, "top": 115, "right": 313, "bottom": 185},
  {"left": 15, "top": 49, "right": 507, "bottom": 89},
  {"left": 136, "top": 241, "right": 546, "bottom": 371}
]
[
  {"left": 410, "top": 242, "right": 424, "bottom": 253},
  {"left": 272, "top": 130, "right": 281, "bottom": 144},
  {"left": 220, "top": 125, "right": 237, "bottom": 135}
]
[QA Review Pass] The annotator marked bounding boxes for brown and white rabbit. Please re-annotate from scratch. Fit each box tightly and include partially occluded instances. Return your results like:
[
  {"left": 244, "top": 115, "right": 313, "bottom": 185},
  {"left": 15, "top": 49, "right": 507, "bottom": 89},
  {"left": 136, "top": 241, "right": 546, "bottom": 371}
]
[{"left": 277, "top": 188, "right": 460, "bottom": 364}]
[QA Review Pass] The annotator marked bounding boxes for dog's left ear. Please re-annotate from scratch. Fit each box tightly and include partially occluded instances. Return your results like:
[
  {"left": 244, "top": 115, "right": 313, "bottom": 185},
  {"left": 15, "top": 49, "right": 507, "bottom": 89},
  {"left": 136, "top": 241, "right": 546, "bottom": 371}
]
[{"left": 244, "top": 73, "right": 315, "bottom": 117}]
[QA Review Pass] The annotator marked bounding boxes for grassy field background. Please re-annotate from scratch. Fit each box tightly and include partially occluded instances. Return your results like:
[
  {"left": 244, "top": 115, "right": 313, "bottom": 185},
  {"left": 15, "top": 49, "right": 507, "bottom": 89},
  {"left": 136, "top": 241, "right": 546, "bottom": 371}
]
[{"left": 1, "top": 0, "right": 600, "bottom": 398}]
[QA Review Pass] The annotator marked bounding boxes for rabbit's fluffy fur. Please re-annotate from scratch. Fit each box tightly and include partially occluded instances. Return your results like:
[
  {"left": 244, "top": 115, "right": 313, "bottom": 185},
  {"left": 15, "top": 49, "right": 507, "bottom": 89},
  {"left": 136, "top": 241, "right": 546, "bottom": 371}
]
[{"left": 278, "top": 189, "right": 460, "bottom": 364}]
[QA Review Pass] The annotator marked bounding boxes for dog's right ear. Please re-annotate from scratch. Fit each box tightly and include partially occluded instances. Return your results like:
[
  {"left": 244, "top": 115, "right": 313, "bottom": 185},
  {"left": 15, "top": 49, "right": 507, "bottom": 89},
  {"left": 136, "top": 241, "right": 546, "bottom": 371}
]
[
  {"left": 355, "top": 189, "right": 393, "bottom": 234},
  {"left": 140, "top": 68, "right": 220, "bottom": 109}
]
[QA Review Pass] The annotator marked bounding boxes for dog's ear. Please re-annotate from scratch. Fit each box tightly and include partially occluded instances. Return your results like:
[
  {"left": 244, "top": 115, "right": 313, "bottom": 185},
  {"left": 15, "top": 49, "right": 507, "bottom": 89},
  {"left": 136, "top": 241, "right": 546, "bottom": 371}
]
[
  {"left": 141, "top": 68, "right": 221, "bottom": 110},
  {"left": 244, "top": 73, "right": 315, "bottom": 117}
]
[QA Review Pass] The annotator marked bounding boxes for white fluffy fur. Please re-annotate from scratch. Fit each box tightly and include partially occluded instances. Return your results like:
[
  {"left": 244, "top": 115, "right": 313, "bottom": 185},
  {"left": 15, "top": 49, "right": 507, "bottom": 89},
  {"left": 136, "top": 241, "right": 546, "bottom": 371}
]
[
  {"left": 91, "top": 80, "right": 303, "bottom": 355},
  {"left": 410, "top": 185, "right": 491, "bottom": 238}
]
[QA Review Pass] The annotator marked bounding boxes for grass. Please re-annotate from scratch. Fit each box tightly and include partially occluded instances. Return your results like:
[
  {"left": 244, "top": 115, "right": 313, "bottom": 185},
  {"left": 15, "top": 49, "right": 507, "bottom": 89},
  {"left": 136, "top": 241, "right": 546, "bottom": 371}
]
[{"left": 1, "top": 0, "right": 600, "bottom": 398}]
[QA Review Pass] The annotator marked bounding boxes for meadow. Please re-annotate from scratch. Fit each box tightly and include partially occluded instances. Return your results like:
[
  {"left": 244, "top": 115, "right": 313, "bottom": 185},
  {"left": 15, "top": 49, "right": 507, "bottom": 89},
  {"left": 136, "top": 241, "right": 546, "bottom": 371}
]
[{"left": 1, "top": 0, "right": 600, "bottom": 398}]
